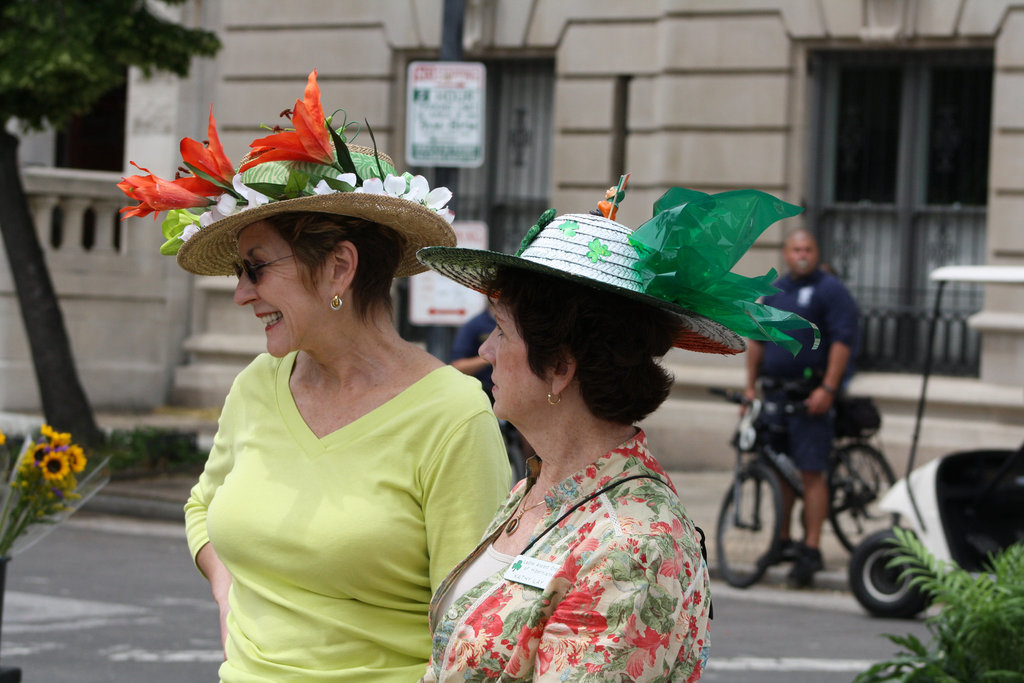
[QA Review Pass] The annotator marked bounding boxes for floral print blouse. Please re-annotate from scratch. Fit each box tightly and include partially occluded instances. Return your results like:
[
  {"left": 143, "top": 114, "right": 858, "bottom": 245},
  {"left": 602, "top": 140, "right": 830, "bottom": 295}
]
[{"left": 421, "top": 431, "right": 711, "bottom": 682}]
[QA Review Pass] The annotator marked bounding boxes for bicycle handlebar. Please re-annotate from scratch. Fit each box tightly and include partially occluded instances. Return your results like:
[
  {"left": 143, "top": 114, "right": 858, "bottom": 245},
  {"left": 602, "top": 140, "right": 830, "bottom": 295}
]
[
  {"left": 708, "top": 387, "right": 747, "bottom": 405},
  {"left": 709, "top": 387, "right": 804, "bottom": 414}
]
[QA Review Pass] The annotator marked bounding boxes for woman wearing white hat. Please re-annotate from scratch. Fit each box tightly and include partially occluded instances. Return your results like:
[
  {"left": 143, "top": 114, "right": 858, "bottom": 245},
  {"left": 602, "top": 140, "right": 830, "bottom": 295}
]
[
  {"left": 119, "top": 71, "right": 509, "bottom": 682},
  {"left": 415, "top": 183, "right": 815, "bottom": 681}
]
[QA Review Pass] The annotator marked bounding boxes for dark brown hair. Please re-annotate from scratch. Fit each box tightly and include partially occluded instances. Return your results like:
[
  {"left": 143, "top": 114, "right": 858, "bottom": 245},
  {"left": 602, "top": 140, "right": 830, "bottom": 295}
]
[
  {"left": 487, "top": 267, "right": 682, "bottom": 425},
  {"left": 262, "top": 212, "right": 406, "bottom": 320}
]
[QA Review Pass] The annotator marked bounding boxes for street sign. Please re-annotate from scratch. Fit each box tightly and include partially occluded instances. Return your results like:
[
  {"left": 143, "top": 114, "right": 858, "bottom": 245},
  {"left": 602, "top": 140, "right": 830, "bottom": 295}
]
[
  {"left": 406, "top": 61, "right": 485, "bottom": 167},
  {"left": 408, "top": 221, "right": 488, "bottom": 325}
]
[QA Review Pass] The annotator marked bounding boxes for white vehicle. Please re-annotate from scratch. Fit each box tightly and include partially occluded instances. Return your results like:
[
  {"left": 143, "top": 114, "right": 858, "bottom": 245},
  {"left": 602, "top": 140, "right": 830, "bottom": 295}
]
[{"left": 849, "top": 265, "right": 1024, "bottom": 618}]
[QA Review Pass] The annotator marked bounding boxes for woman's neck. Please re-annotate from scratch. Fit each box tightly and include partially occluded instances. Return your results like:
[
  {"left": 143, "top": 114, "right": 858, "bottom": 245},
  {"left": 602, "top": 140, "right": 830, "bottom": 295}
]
[
  {"left": 295, "top": 315, "right": 429, "bottom": 391},
  {"left": 525, "top": 413, "right": 638, "bottom": 492}
]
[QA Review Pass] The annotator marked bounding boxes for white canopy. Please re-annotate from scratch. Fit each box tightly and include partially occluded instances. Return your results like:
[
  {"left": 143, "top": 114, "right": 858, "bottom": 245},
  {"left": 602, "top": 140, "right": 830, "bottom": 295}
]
[{"left": 929, "top": 265, "right": 1024, "bottom": 285}]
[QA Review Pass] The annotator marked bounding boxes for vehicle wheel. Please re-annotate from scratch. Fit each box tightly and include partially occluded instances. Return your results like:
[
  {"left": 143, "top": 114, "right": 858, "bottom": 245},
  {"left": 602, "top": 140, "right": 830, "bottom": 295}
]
[
  {"left": 716, "top": 463, "right": 784, "bottom": 588},
  {"left": 829, "top": 443, "right": 898, "bottom": 553},
  {"left": 849, "top": 528, "right": 929, "bottom": 619}
]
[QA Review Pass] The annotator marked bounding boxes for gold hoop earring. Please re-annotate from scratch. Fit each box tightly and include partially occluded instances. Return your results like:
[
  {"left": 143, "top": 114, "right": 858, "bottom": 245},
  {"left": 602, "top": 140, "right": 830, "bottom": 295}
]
[
  {"left": 330, "top": 295, "right": 343, "bottom": 311},
  {"left": 547, "top": 392, "right": 561, "bottom": 406}
]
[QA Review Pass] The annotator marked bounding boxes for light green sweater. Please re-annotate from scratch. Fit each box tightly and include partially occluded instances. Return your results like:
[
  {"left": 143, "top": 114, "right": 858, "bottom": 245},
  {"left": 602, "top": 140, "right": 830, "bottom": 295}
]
[{"left": 185, "top": 352, "right": 509, "bottom": 682}]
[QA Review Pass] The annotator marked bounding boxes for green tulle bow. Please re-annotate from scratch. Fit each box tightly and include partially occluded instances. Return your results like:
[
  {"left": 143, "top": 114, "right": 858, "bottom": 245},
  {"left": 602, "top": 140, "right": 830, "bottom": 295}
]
[{"left": 628, "top": 187, "right": 819, "bottom": 355}]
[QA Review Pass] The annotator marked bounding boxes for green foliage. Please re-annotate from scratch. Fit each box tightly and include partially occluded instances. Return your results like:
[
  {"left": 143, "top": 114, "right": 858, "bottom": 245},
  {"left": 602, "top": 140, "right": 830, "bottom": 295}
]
[
  {"left": 0, "top": 0, "right": 221, "bottom": 130},
  {"left": 98, "top": 427, "right": 206, "bottom": 476},
  {"left": 855, "top": 527, "right": 1024, "bottom": 682}
]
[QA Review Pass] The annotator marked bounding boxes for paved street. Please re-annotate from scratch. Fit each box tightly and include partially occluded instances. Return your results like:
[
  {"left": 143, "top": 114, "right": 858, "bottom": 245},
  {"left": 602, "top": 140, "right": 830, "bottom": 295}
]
[
  {"left": 3, "top": 515, "right": 221, "bottom": 682},
  {"left": 705, "top": 583, "right": 931, "bottom": 682},
  {"left": 1, "top": 510, "right": 933, "bottom": 682}
]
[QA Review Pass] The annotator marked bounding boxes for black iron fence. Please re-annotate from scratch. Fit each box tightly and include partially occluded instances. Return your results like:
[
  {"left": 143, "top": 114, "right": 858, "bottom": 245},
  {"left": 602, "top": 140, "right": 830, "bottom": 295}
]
[{"left": 819, "top": 202, "right": 985, "bottom": 376}]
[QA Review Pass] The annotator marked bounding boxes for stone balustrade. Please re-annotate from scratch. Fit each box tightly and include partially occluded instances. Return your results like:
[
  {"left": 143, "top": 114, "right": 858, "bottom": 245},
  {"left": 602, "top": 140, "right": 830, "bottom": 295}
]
[
  {"left": 1, "top": 166, "right": 190, "bottom": 412},
  {"left": 21, "top": 166, "right": 128, "bottom": 256}
]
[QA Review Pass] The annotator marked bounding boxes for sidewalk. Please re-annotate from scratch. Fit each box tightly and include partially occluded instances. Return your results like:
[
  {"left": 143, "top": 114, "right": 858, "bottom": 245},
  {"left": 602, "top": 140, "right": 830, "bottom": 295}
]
[{"left": 85, "top": 466, "right": 850, "bottom": 593}]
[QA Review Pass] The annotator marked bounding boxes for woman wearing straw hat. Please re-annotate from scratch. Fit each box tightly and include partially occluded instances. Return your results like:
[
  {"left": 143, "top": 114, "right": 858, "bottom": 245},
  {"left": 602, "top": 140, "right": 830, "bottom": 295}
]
[
  {"left": 118, "top": 71, "right": 509, "bottom": 682},
  {"left": 415, "top": 183, "right": 815, "bottom": 681}
]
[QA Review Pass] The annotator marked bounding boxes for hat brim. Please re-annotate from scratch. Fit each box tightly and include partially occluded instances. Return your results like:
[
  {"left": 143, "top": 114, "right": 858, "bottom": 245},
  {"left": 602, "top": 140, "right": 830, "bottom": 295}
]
[
  {"left": 177, "top": 192, "right": 455, "bottom": 278},
  {"left": 417, "top": 246, "right": 746, "bottom": 354}
]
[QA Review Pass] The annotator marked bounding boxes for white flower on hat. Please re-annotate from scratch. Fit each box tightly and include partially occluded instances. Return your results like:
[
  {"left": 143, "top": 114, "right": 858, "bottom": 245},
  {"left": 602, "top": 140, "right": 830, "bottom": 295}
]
[
  {"left": 180, "top": 223, "right": 202, "bottom": 242},
  {"left": 355, "top": 172, "right": 454, "bottom": 222},
  {"left": 233, "top": 175, "right": 271, "bottom": 207},
  {"left": 313, "top": 174, "right": 357, "bottom": 195},
  {"left": 355, "top": 177, "right": 386, "bottom": 195},
  {"left": 195, "top": 193, "right": 240, "bottom": 230},
  {"left": 188, "top": 176, "right": 274, "bottom": 236}
]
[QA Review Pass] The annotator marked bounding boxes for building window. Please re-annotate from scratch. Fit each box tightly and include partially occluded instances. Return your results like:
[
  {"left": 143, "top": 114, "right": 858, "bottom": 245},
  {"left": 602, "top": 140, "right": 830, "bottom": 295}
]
[
  {"left": 808, "top": 50, "right": 992, "bottom": 376},
  {"left": 54, "top": 80, "right": 127, "bottom": 172}
]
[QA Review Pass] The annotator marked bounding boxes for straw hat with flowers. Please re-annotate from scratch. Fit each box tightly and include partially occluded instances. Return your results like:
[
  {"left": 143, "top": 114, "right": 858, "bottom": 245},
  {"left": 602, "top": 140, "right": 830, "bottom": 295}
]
[{"left": 118, "top": 70, "right": 455, "bottom": 278}]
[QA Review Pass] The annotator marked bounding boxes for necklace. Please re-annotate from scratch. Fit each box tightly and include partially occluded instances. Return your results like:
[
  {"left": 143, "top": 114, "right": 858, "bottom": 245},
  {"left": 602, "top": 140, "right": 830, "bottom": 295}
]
[{"left": 505, "top": 495, "right": 547, "bottom": 535}]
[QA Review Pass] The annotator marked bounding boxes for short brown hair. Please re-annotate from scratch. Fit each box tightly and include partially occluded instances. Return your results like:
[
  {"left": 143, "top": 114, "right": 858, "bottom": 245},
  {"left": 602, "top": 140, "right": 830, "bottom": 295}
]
[
  {"left": 487, "top": 267, "right": 682, "bottom": 425},
  {"left": 263, "top": 212, "right": 406, "bottom": 320}
]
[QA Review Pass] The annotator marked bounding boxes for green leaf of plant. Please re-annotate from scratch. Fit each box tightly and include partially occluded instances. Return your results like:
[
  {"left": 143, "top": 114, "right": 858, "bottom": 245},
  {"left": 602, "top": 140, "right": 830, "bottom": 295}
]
[
  {"left": 322, "top": 176, "right": 356, "bottom": 193},
  {"left": 243, "top": 182, "right": 287, "bottom": 198},
  {"left": 282, "top": 171, "right": 310, "bottom": 198},
  {"left": 365, "top": 118, "right": 387, "bottom": 181},
  {"left": 328, "top": 124, "right": 358, "bottom": 177}
]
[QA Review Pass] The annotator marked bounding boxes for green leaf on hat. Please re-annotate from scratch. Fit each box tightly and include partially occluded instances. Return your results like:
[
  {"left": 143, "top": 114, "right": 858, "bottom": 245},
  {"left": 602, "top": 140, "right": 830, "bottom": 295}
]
[
  {"left": 328, "top": 124, "right": 359, "bottom": 177},
  {"left": 321, "top": 176, "right": 357, "bottom": 193},
  {"left": 182, "top": 162, "right": 235, "bottom": 194},
  {"left": 515, "top": 208, "right": 557, "bottom": 256},
  {"left": 243, "top": 182, "right": 286, "bottom": 198},
  {"left": 363, "top": 119, "right": 391, "bottom": 180},
  {"left": 159, "top": 209, "right": 201, "bottom": 255},
  {"left": 282, "top": 171, "right": 310, "bottom": 199}
]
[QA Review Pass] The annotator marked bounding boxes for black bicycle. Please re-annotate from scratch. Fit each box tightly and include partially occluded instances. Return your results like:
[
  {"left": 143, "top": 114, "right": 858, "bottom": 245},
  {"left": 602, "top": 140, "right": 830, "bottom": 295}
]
[
  {"left": 711, "top": 387, "right": 896, "bottom": 588},
  {"left": 501, "top": 419, "right": 528, "bottom": 484}
]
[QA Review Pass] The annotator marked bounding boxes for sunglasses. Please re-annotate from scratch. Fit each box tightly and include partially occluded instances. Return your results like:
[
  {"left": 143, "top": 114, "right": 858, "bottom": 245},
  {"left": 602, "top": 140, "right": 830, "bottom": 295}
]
[{"left": 233, "top": 255, "right": 294, "bottom": 284}]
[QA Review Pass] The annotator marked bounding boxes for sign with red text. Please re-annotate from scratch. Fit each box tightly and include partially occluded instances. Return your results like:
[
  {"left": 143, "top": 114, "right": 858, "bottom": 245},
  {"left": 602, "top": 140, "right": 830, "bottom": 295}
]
[
  {"left": 408, "top": 221, "right": 488, "bottom": 325},
  {"left": 406, "top": 61, "right": 486, "bottom": 167}
]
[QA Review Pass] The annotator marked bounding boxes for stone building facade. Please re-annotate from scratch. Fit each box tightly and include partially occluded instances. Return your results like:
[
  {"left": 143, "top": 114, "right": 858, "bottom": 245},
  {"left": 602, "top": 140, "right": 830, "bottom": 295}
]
[{"left": 4, "top": 0, "right": 1023, "bottom": 470}]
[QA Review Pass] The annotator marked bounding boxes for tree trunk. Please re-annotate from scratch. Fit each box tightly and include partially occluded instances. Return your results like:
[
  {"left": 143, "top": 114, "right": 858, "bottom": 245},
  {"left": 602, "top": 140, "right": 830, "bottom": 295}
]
[{"left": 0, "top": 129, "right": 103, "bottom": 446}]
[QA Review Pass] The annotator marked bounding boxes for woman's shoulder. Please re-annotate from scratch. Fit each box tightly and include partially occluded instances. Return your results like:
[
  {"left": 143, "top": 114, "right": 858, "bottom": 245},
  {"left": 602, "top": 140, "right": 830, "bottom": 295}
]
[
  {"left": 229, "top": 352, "right": 290, "bottom": 391},
  {"left": 407, "top": 364, "right": 491, "bottom": 405},
  {"left": 590, "top": 460, "right": 699, "bottom": 546}
]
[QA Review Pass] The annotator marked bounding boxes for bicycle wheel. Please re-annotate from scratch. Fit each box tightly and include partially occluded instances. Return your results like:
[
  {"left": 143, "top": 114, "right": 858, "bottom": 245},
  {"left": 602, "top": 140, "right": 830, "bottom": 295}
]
[
  {"left": 716, "top": 463, "right": 784, "bottom": 588},
  {"left": 828, "top": 442, "right": 897, "bottom": 553}
]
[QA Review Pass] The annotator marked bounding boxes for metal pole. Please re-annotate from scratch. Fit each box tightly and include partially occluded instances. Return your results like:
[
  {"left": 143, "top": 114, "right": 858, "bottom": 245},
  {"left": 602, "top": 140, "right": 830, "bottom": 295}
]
[
  {"left": 904, "top": 280, "right": 947, "bottom": 532},
  {"left": 425, "top": 0, "right": 465, "bottom": 361}
]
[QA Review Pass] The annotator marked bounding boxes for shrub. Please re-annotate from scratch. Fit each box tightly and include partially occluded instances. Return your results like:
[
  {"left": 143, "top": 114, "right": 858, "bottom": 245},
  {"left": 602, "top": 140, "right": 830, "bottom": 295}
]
[
  {"left": 855, "top": 527, "right": 1024, "bottom": 682},
  {"left": 99, "top": 427, "right": 206, "bottom": 476}
]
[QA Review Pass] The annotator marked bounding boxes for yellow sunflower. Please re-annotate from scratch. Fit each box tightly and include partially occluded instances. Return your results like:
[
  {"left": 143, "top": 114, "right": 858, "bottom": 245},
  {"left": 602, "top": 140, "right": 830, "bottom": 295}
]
[
  {"left": 40, "top": 424, "right": 71, "bottom": 448},
  {"left": 65, "top": 445, "right": 87, "bottom": 473},
  {"left": 40, "top": 451, "right": 71, "bottom": 481},
  {"left": 0, "top": 428, "right": 6, "bottom": 446}
]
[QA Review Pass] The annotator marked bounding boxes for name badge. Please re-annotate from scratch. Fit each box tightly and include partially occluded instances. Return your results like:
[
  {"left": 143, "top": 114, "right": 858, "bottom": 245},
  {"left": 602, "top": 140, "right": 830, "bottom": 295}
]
[{"left": 504, "top": 555, "right": 560, "bottom": 589}]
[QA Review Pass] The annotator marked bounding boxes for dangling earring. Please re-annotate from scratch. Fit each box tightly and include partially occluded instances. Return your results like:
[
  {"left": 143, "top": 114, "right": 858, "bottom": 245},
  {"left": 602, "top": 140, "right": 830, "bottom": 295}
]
[
  {"left": 547, "top": 392, "right": 561, "bottom": 406},
  {"left": 330, "top": 294, "right": 343, "bottom": 311}
]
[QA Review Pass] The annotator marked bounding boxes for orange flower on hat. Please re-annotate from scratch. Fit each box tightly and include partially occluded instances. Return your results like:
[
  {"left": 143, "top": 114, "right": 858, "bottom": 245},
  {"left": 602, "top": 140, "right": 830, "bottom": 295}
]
[
  {"left": 179, "top": 107, "right": 235, "bottom": 191},
  {"left": 241, "top": 69, "right": 334, "bottom": 171},
  {"left": 118, "top": 163, "right": 216, "bottom": 219},
  {"left": 119, "top": 108, "right": 235, "bottom": 219}
]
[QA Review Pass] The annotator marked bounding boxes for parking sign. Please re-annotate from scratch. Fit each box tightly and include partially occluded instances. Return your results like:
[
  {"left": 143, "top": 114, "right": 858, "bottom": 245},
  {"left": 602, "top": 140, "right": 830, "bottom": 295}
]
[
  {"left": 408, "top": 221, "right": 488, "bottom": 325},
  {"left": 406, "top": 61, "right": 485, "bottom": 167}
]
